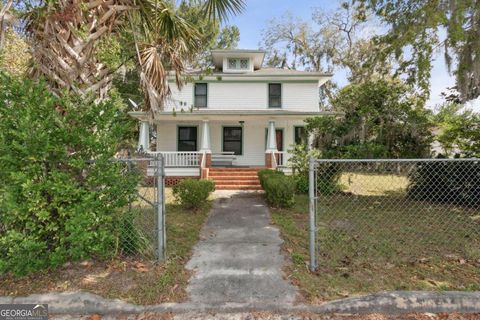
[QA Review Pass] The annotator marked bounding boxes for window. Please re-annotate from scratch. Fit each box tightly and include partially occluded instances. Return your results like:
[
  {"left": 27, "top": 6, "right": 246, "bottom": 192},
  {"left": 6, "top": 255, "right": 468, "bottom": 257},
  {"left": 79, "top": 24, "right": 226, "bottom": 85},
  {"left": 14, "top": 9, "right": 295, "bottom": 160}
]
[
  {"left": 227, "top": 58, "right": 249, "bottom": 70},
  {"left": 223, "top": 127, "right": 243, "bottom": 155},
  {"left": 228, "top": 58, "right": 237, "bottom": 69},
  {"left": 269, "top": 83, "right": 282, "bottom": 108},
  {"left": 294, "top": 126, "right": 307, "bottom": 145},
  {"left": 240, "top": 59, "right": 249, "bottom": 69},
  {"left": 194, "top": 83, "right": 207, "bottom": 108},
  {"left": 178, "top": 126, "right": 197, "bottom": 151}
]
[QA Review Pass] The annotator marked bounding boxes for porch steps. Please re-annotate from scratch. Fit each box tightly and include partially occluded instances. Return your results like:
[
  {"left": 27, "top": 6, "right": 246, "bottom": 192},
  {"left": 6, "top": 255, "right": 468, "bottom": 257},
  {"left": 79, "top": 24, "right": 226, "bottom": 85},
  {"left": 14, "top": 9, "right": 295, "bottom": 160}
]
[{"left": 209, "top": 168, "right": 263, "bottom": 190}]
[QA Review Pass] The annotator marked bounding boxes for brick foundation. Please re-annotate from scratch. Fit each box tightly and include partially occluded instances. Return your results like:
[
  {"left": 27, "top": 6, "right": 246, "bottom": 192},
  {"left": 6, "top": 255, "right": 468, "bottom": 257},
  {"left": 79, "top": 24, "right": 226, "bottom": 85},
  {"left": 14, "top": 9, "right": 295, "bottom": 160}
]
[
  {"left": 265, "top": 152, "right": 273, "bottom": 168},
  {"left": 205, "top": 153, "right": 212, "bottom": 167},
  {"left": 165, "top": 176, "right": 199, "bottom": 187},
  {"left": 200, "top": 152, "right": 212, "bottom": 168},
  {"left": 200, "top": 168, "right": 209, "bottom": 179}
]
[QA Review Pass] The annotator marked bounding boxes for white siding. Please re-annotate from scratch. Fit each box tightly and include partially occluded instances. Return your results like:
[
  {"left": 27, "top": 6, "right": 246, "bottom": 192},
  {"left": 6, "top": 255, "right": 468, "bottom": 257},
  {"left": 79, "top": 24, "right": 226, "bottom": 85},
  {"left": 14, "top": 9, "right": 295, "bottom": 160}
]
[
  {"left": 208, "top": 83, "right": 267, "bottom": 110},
  {"left": 156, "top": 119, "right": 306, "bottom": 166},
  {"left": 165, "top": 83, "right": 194, "bottom": 110},
  {"left": 156, "top": 122, "right": 178, "bottom": 151},
  {"left": 164, "top": 82, "right": 319, "bottom": 112},
  {"left": 282, "top": 83, "right": 319, "bottom": 111}
]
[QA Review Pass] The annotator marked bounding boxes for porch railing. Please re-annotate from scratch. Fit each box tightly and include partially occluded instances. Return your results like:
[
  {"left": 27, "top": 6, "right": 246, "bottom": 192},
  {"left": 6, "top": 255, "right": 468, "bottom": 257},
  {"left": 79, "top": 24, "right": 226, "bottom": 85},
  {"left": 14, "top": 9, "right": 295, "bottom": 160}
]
[
  {"left": 148, "top": 151, "right": 201, "bottom": 167},
  {"left": 275, "top": 151, "right": 290, "bottom": 167}
]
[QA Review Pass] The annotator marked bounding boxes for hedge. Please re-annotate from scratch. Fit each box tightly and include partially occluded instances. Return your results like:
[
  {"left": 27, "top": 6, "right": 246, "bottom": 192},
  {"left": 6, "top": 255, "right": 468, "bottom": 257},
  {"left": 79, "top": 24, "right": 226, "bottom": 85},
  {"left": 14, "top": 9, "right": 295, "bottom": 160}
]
[
  {"left": 258, "top": 170, "right": 295, "bottom": 208},
  {"left": 172, "top": 179, "right": 215, "bottom": 209}
]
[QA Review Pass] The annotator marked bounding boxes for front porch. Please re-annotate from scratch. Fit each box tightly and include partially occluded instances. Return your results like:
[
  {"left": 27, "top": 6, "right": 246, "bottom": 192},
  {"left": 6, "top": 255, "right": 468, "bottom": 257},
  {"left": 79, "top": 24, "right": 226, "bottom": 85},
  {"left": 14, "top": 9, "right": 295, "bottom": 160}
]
[{"left": 130, "top": 111, "right": 314, "bottom": 188}]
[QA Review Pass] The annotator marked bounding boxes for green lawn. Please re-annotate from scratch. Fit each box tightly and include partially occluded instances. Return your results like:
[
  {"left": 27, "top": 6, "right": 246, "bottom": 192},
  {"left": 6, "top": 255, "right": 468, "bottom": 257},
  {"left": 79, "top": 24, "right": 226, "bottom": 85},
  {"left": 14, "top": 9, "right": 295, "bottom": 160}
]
[
  {"left": 271, "top": 173, "right": 480, "bottom": 303},
  {"left": 0, "top": 188, "right": 211, "bottom": 305}
]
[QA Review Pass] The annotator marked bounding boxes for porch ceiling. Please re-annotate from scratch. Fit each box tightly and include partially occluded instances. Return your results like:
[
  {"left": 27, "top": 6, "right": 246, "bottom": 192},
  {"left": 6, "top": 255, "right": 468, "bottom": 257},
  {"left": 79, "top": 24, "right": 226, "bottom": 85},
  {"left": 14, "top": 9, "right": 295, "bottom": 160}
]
[{"left": 129, "top": 110, "right": 341, "bottom": 122}]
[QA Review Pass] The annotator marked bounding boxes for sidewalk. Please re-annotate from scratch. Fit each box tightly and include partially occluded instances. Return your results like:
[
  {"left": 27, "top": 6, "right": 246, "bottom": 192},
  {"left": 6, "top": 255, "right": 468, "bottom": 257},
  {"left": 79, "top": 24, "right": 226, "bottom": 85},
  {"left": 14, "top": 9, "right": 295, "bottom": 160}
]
[{"left": 185, "top": 191, "right": 298, "bottom": 307}]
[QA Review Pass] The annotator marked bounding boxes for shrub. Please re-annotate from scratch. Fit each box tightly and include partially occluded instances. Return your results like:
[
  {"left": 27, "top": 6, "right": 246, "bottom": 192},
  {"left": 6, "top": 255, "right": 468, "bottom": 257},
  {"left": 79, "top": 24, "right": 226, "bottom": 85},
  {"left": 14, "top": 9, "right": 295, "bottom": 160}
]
[
  {"left": 287, "top": 144, "right": 321, "bottom": 176},
  {"left": 172, "top": 179, "right": 215, "bottom": 209},
  {"left": 263, "top": 175, "right": 296, "bottom": 208},
  {"left": 317, "top": 163, "right": 342, "bottom": 195},
  {"left": 258, "top": 169, "right": 284, "bottom": 189},
  {"left": 408, "top": 161, "right": 480, "bottom": 207},
  {"left": 294, "top": 174, "right": 309, "bottom": 194},
  {"left": 0, "top": 74, "right": 138, "bottom": 276}
]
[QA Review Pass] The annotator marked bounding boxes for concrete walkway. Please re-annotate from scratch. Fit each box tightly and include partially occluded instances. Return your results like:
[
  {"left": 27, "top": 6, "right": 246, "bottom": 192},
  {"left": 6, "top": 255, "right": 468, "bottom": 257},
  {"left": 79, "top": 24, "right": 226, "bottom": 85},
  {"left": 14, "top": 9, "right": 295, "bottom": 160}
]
[{"left": 185, "top": 191, "right": 298, "bottom": 307}]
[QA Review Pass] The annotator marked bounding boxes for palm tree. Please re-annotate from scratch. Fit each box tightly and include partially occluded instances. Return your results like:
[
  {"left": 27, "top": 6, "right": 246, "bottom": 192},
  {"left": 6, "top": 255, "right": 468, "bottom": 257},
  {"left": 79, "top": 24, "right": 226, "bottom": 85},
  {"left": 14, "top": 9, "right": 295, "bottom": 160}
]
[
  {"left": 0, "top": 0, "right": 14, "bottom": 50},
  {"left": 22, "top": 0, "right": 244, "bottom": 111}
]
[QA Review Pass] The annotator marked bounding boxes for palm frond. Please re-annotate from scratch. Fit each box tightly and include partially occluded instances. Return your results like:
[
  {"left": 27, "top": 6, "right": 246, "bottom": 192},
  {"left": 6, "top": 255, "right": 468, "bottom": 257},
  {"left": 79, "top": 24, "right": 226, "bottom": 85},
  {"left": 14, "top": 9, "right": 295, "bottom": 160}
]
[{"left": 202, "top": 0, "right": 245, "bottom": 22}]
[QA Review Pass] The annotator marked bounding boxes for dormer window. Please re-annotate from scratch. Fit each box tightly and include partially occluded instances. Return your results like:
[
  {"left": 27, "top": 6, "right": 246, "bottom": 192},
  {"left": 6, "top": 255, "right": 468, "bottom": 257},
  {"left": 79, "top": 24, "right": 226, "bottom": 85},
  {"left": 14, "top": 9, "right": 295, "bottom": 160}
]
[
  {"left": 227, "top": 58, "right": 250, "bottom": 70},
  {"left": 240, "top": 59, "right": 249, "bottom": 69}
]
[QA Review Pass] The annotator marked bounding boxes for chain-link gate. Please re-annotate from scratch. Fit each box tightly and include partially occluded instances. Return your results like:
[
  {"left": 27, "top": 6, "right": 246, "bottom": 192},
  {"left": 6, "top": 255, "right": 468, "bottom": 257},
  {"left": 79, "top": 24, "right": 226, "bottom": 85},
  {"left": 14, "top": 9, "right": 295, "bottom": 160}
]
[
  {"left": 116, "top": 153, "right": 166, "bottom": 261},
  {"left": 308, "top": 158, "right": 480, "bottom": 272}
]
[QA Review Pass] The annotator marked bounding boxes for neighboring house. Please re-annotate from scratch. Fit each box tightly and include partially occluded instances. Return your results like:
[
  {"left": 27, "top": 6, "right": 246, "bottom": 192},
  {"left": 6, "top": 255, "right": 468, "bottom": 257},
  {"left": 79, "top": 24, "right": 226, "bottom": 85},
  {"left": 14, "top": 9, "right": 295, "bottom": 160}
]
[{"left": 129, "top": 49, "right": 332, "bottom": 189}]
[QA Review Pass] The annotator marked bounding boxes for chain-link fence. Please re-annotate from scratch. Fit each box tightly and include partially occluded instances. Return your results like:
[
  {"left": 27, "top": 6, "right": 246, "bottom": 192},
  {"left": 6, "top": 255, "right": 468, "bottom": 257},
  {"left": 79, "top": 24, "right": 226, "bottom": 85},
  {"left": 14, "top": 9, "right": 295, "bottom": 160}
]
[
  {"left": 115, "top": 154, "right": 166, "bottom": 261},
  {"left": 308, "top": 158, "right": 480, "bottom": 272}
]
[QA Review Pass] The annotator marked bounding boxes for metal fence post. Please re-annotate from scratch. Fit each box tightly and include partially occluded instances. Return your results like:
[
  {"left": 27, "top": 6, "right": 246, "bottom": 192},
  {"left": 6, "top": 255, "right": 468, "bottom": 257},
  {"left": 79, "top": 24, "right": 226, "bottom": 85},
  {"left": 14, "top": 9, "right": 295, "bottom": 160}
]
[
  {"left": 308, "top": 156, "right": 317, "bottom": 272},
  {"left": 156, "top": 153, "right": 166, "bottom": 261}
]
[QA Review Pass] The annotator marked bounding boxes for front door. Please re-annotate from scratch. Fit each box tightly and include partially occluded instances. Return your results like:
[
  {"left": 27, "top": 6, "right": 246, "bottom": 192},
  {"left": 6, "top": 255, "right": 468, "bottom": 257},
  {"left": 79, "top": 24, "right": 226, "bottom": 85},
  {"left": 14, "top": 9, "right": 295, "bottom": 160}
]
[
  {"left": 274, "top": 130, "right": 283, "bottom": 164},
  {"left": 275, "top": 129, "right": 283, "bottom": 151}
]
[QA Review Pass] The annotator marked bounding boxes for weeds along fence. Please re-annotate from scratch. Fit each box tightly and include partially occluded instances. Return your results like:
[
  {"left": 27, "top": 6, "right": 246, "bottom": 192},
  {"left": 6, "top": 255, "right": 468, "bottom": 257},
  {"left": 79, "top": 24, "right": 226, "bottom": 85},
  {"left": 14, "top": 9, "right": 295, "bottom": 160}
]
[
  {"left": 115, "top": 154, "right": 166, "bottom": 262},
  {"left": 308, "top": 158, "right": 480, "bottom": 272}
]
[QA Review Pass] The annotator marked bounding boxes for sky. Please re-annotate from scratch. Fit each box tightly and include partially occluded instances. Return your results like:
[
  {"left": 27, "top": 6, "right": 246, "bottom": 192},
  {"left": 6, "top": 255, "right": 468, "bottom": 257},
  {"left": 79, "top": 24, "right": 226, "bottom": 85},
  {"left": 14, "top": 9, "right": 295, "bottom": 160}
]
[{"left": 227, "top": 0, "right": 457, "bottom": 109}]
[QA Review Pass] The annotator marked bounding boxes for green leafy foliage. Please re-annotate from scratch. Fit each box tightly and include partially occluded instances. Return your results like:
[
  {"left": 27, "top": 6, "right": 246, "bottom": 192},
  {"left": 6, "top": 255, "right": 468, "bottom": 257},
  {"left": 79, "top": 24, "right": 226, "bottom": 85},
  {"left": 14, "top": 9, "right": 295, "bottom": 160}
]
[
  {"left": 258, "top": 170, "right": 295, "bottom": 208},
  {"left": 0, "top": 74, "right": 138, "bottom": 276},
  {"left": 434, "top": 103, "right": 480, "bottom": 157},
  {"left": 363, "top": 0, "right": 480, "bottom": 102},
  {"left": 408, "top": 161, "right": 480, "bottom": 208},
  {"left": 257, "top": 169, "right": 284, "bottom": 189},
  {"left": 263, "top": 175, "right": 296, "bottom": 208},
  {"left": 172, "top": 179, "right": 215, "bottom": 209},
  {"left": 286, "top": 144, "right": 321, "bottom": 195},
  {"left": 178, "top": 1, "right": 240, "bottom": 68},
  {"left": 287, "top": 144, "right": 321, "bottom": 176},
  {"left": 293, "top": 175, "right": 309, "bottom": 194},
  {"left": 306, "top": 78, "right": 433, "bottom": 159},
  {"left": 316, "top": 163, "right": 342, "bottom": 195}
]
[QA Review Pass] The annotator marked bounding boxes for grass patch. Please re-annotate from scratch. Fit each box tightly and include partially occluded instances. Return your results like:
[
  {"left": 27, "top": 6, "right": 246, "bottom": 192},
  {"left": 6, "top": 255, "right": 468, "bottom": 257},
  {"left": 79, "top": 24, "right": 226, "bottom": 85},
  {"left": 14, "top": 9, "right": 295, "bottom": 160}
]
[
  {"left": 271, "top": 172, "right": 480, "bottom": 303},
  {"left": 0, "top": 188, "right": 211, "bottom": 305}
]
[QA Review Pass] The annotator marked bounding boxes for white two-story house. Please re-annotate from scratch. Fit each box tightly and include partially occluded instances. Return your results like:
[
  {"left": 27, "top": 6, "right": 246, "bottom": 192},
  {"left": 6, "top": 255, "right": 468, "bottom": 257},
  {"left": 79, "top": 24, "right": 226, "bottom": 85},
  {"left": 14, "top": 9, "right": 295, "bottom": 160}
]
[{"left": 129, "top": 49, "right": 332, "bottom": 189}]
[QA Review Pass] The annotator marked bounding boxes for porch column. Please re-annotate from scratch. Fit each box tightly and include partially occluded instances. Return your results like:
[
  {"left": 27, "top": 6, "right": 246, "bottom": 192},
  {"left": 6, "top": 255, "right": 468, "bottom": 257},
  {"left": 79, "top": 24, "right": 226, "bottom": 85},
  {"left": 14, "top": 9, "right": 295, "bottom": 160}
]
[
  {"left": 200, "top": 120, "right": 211, "bottom": 152},
  {"left": 307, "top": 131, "right": 315, "bottom": 151},
  {"left": 200, "top": 120, "right": 212, "bottom": 169},
  {"left": 138, "top": 121, "right": 150, "bottom": 152},
  {"left": 266, "top": 120, "right": 277, "bottom": 152},
  {"left": 265, "top": 120, "right": 277, "bottom": 168}
]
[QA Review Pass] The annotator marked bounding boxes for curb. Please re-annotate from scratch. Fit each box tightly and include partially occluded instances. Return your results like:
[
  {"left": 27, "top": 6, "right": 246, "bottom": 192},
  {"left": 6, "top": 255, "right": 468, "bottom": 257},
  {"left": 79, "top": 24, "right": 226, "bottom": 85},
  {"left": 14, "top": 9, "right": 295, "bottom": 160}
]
[{"left": 1, "top": 291, "right": 480, "bottom": 315}]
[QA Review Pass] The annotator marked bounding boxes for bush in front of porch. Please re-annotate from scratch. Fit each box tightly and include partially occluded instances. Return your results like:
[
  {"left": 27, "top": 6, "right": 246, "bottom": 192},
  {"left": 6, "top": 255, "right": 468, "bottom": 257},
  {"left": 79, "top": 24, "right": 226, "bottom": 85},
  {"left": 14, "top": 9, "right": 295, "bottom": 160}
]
[
  {"left": 172, "top": 179, "right": 215, "bottom": 209},
  {"left": 258, "top": 169, "right": 296, "bottom": 208}
]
